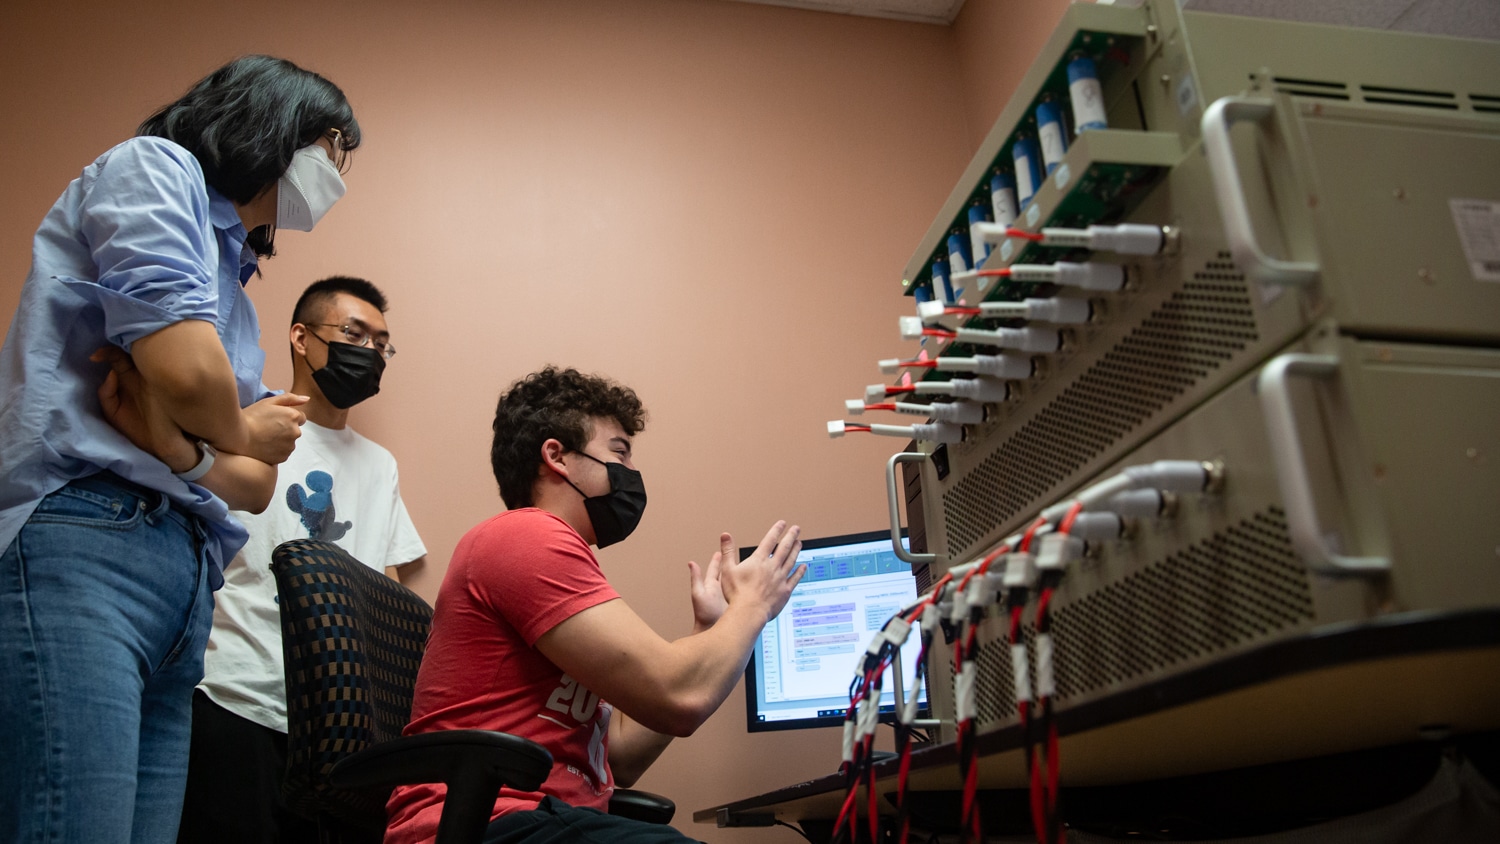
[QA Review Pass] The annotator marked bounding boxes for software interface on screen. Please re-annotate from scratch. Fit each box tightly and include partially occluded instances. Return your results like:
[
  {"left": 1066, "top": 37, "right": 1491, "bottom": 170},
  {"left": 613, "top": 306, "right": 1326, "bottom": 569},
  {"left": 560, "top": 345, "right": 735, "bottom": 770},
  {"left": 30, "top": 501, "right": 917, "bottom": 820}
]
[{"left": 747, "top": 532, "right": 925, "bottom": 730}]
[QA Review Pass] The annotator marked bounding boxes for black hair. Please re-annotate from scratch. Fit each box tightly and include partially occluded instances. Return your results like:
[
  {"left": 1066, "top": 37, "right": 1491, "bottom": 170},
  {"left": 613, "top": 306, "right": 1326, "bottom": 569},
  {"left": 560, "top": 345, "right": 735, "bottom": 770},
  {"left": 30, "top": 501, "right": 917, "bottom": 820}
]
[
  {"left": 491, "top": 367, "right": 647, "bottom": 509},
  {"left": 291, "top": 276, "right": 389, "bottom": 328},
  {"left": 137, "top": 55, "right": 360, "bottom": 258}
]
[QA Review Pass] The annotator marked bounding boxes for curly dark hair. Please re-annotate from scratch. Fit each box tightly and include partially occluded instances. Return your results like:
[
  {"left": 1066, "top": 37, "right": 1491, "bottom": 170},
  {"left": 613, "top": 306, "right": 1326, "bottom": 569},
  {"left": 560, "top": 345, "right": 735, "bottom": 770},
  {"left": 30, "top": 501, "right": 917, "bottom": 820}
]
[{"left": 491, "top": 366, "right": 647, "bottom": 509}]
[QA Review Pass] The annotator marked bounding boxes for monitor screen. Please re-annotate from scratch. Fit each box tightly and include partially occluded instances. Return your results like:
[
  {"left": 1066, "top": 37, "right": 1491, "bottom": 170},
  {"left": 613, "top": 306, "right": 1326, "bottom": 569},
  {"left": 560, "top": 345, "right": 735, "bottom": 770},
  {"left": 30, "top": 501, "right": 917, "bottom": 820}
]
[{"left": 744, "top": 529, "right": 928, "bottom": 732}]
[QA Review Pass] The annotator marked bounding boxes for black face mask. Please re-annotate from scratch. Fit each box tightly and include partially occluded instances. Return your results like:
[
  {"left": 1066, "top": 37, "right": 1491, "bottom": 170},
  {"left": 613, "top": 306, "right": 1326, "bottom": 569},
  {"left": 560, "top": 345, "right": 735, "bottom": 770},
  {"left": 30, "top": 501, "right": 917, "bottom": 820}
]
[
  {"left": 564, "top": 450, "right": 647, "bottom": 549},
  {"left": 306, "top": 331, "right": 386, "bottom": 409}
]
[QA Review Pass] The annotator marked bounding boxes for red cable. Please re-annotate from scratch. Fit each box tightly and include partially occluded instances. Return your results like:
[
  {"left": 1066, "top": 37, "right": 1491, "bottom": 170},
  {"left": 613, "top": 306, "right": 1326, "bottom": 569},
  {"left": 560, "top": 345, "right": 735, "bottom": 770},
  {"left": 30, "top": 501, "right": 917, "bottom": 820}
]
[
  {"left": 1007, "top": 227, "right": 1046, "bottom": 242},
  {"left": 1019, "top": 516, "right": 1049, "bottom": 552},
  {"left": 864, "top": 402, "right": 897, "bottom": 411},
  {"left": 844, "top": 425, "right": 872, "bottom": 433},
  {"left": 1057, "top": 501, "right": 1085, "bottom": 535}
]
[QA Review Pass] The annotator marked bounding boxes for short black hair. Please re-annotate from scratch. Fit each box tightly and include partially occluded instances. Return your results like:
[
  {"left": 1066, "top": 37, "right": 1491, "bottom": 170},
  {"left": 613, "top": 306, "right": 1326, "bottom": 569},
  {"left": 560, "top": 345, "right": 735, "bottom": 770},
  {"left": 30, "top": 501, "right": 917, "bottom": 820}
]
[
  {"left": 137, "top": 55, "right": 360, "bottom": 258},
  {"left": 491, "top": 367, "right": 647, "bottom": 509},
  {"left": 291, "top": 276, "right": 389, "bottom": 328}
]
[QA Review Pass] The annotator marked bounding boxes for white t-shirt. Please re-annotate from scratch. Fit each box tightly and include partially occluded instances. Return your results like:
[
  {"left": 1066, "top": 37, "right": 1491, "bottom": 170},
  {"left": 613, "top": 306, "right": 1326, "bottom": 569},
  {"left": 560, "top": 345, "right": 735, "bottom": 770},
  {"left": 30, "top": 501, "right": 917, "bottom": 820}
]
[{"left": 199, "top": 421, "right": 428, "bottom": 732}]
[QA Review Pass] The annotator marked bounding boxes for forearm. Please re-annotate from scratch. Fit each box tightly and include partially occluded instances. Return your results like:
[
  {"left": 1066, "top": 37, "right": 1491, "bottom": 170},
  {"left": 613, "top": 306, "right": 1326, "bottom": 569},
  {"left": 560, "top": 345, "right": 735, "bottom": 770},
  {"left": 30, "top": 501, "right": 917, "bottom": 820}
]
[
  {"left": 608, "top": 713, "right": 675, "bottom": 787},
  {"left": 636, "top": 604, "right": 768, "bottom": 735},
  {"left": 129, "top": 320, "right": 250, "bottom": 453},
  {"left": 196, "top": 451, "right": 278, "bottom": 513}
]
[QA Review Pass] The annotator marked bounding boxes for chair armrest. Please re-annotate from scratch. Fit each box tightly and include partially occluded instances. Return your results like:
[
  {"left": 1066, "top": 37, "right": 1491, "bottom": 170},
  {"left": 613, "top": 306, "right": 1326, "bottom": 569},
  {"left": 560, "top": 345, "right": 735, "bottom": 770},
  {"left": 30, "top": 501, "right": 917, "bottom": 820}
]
[
  {"left": 329, "top": 730, "right": 553, "bottom": 844},
  {"left": 609, "top": 788, "right": 676, "bottom": 825},
  {"left": 328, "top": 729, "right": 553, "bottom": 792}
]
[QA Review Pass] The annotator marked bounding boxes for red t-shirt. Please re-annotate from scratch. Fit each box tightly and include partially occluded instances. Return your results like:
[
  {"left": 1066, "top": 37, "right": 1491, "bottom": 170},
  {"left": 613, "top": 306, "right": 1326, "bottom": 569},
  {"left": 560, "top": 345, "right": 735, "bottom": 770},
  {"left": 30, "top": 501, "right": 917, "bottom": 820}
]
[{"left": 384, "top": 509, "right": 621, "bottom": 844}]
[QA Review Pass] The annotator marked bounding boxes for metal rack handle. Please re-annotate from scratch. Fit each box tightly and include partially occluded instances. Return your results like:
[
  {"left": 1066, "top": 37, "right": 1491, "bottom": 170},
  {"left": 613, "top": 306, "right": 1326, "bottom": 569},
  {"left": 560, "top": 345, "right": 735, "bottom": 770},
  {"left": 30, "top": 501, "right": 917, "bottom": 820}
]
[
  {"left": 1256, "top": 353, "right": 1389, "bottom": 575},
  {"left": 1201, "top": 96, "right": 1320, "bottom": 287},
  {"left": 886, "top": 452, "right": 937, "bottom": 565}
]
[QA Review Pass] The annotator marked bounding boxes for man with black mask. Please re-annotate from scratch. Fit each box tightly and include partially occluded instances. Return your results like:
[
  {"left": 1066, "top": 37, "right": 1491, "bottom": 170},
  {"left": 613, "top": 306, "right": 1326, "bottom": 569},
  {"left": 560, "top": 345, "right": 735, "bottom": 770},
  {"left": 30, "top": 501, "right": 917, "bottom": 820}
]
[
  {"left": 385, "top": 367, "right": 804, "bottom": 844},
  {"left": 178, "top": 276, "right": 428, "bottom": 843}
]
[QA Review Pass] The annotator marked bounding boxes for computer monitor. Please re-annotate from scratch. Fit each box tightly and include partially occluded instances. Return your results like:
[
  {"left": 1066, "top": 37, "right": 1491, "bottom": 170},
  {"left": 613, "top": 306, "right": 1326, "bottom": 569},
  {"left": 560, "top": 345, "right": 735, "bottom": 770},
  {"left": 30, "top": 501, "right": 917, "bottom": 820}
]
[{"left": 744, "top": 529, "right": 929, "bottom": 732}]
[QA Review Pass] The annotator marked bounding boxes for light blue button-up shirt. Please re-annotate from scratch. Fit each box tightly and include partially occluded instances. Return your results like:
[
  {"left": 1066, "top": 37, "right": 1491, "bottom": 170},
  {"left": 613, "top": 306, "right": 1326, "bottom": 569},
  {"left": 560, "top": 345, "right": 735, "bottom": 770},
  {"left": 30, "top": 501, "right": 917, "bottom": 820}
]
[{"left": 0, "top": 136, "right": 274, "bottom": 585}]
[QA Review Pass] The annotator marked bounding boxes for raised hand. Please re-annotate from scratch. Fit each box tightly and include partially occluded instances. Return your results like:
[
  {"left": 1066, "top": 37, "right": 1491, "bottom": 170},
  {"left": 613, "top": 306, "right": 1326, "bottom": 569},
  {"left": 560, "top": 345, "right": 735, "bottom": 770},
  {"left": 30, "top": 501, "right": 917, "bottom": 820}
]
[
  {"left": 720, "top": 520, "right": 805, "bottom": 625},
  {"left": 92, "top": 346, "right": 198, "bottom": 472},
  {"left": 236, "top": 393, "right": 309, "bottom": 465},
  {"left": 687, "top": 532, "right": 733, "bottom": 633}
]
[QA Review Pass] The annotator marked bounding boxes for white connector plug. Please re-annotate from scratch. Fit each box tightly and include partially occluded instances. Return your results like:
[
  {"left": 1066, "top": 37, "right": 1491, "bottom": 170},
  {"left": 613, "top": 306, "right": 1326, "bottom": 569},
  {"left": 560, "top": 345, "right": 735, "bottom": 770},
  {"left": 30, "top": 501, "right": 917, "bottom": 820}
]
[
  {"left": 826, "top": 420, "right": 964, "bottom": 444},
  {"left": 919, "top": 297, "right": 1092, "bottom": 325},
  {"left": 1039, "top": 224, "right": 1165, "bottom": 255}
]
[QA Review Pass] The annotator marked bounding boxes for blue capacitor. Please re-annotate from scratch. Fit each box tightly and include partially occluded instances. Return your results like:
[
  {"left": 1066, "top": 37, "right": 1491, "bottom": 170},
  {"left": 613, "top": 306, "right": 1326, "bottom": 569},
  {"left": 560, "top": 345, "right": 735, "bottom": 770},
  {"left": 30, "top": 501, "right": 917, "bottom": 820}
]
[
  {"left": 1036, "top": 100, "right": 1068, "bottom": 175},
  {"left": 1012, "top": 136, "right": 1043, "bottom": 209},
  {"left": 967, "top": 203, "right": 992, "bottom": 269},
  {"left": 945, "top": 233, "right": 971, "bottom": 302},
  {"left": 929, "top": 258, "right": 954, "bottom": 304},
  {"left": 1067, "top": 56, "right": 1108, "bottom": 132},
  {"left": 912, "top": 281, "right": 933, "bottom": 304},
  {"left": 990, "top": 171, "right": 1018, "bottom": 226}
]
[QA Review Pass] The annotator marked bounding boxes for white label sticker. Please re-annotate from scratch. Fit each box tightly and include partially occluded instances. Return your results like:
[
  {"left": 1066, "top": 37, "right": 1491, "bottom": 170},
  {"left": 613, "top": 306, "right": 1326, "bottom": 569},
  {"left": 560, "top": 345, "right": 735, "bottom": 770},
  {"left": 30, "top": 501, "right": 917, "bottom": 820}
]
[
  {"left": 1000, "top": 240, "right": 1015, "bottom": 262},
  {"left": 1054, "top": 163, "right": 1071, "bottom": 192},
  {"left": 1449, "top": 198, "right": 1500, "bottom": 282},
  {"left": 1026, "top": 203, "right": 1042, "bottom": 227},
  {"left": 1175, "top": 74, "right": 1198, "bottom": 117}
]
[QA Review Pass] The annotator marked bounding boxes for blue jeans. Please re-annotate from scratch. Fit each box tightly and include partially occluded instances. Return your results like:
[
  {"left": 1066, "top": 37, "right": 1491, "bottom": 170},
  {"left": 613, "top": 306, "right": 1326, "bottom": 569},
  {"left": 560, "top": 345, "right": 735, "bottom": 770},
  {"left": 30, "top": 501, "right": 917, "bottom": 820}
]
[{"left": 0, "top": 473, "right": 215, "bottom": 843}]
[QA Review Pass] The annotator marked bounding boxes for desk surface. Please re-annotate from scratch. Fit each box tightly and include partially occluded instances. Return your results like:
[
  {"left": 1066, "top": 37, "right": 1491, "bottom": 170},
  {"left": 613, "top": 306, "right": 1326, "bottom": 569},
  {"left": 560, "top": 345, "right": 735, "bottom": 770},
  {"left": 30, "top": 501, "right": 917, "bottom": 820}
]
[{"left": 696, "top": 609, "right": 1500, "bottom": 827}]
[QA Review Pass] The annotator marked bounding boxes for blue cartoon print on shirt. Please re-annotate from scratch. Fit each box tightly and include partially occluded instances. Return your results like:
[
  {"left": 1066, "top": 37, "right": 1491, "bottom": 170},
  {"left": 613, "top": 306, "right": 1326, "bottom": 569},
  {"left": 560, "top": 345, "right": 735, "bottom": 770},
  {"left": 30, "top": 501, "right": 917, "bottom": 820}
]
[{"left": 286, "top": 470, "right": 352, "bottom": 542}]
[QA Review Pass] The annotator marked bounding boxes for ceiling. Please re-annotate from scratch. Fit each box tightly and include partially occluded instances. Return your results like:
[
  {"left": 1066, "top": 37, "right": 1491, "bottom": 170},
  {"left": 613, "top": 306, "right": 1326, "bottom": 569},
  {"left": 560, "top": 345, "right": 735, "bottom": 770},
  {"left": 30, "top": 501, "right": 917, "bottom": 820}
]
[{"left": 722, "top": 0, "right": 967, "bottom": 25}]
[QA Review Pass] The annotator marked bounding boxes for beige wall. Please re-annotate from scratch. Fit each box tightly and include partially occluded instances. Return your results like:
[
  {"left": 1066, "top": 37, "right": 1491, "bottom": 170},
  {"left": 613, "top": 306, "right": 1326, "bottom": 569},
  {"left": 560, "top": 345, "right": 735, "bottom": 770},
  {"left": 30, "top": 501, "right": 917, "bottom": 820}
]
[{"left": 0, "top": 0, "right": 1074, "bottom": 838}]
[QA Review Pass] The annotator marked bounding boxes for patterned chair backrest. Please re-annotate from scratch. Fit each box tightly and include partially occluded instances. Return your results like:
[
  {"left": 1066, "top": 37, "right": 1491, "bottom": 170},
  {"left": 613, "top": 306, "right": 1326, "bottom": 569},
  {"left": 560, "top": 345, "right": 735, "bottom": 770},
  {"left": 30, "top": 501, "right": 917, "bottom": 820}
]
[{"left": 272, "top": 538, "right": 434, "bottom": 835}]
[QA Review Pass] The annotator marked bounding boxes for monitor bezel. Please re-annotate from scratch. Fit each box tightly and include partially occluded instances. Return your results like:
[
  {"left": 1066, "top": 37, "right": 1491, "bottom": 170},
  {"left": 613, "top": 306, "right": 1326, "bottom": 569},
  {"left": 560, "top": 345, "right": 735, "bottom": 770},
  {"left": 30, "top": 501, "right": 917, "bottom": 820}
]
[{"left": 742, "top": 528, "right": 928, "bottom": 733}]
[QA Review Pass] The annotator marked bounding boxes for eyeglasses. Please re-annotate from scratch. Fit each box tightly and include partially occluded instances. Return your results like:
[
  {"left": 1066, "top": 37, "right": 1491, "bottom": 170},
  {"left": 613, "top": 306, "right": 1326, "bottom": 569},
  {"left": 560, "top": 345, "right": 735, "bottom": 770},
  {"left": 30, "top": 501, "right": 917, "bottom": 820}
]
[
  {"left": 325, "top": 128, "right": 351, "bottom": 175},
  {"left": 308, "top": 323, "right": 396, "bottom": 360}
]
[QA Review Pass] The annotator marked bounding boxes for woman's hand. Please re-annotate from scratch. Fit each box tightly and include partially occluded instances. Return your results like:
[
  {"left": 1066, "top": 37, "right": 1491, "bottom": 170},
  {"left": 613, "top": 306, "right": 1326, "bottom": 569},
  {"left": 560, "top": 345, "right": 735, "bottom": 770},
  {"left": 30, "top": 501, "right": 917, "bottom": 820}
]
[
  {"left": 687, "top": 533, "right": 733, "bottom": 633},
  {"left": 236, "top": 393, "right": 309, "bottom": 465},
  {"left": 92, "top": 346, "right": 199, "bottom": 472}
]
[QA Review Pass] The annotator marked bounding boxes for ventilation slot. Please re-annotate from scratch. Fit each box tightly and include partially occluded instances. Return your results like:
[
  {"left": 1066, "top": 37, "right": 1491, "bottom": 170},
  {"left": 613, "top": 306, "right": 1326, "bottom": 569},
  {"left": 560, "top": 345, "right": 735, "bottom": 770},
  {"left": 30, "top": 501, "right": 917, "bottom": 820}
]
[
  {"left": 1472, "top": 93, "right": 1500, "bottom": 114},
  {"left": 1272, "top": 75, "right": 1349, "bottom": 101},
  {"left": 964, "top": 508, "right": 1313, "bottom": 726},
  {"left": 940, "top": 253, "right": 1257, "bottom": 561},
  {"left": 1361, "top": 84, "right": 1458, "bottom": 111}
]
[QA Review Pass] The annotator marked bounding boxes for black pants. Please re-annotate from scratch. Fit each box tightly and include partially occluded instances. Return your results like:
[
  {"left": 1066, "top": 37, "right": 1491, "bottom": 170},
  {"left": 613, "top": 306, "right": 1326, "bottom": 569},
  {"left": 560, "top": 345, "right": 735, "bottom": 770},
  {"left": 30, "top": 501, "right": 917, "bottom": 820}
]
[
  {"left": 177, "top": 690, "right": 321, "bottom": 844},
  {"left": 484, "top": 797, "right": 703, "bottom": 844}
]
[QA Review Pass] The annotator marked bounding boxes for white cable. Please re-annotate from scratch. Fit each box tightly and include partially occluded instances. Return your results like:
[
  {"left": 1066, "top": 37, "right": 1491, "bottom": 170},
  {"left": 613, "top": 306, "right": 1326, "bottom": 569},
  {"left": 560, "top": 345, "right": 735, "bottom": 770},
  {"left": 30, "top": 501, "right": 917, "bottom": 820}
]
[
  {"left": 882, "top": 353, "right": 1033, "bottom": 381},
  {"left": 1067, "top": 511, "right": 1125, "bottom": 542},
  {"left": 901, "top": 314, "right": 1060, "bottom": 352},
  {"left": 1107, "top": 488, "right": 1165, "bottom": 520},
  {"left": 953, "top": 261, "right": 1125, "bottom": 293},
  {"left": 955, "top": 326, "right": 1061, "bottom": 353},
  {"left": 826, "top": 420, "right": 964, "bottom": 444},
  {"left": 1038, "top": 223, "right": 1165, "bottom": 255},
  {"left": 918, "top": 297, "right": 1092, "bottom": 325}
]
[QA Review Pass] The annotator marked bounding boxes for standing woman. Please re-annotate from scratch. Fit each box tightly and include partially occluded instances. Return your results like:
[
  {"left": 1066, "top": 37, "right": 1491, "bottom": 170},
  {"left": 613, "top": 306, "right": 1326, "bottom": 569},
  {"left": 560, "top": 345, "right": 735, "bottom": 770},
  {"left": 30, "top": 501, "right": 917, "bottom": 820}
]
[{"left": 0, "top": 56, "right": 359, "bottom": 842}]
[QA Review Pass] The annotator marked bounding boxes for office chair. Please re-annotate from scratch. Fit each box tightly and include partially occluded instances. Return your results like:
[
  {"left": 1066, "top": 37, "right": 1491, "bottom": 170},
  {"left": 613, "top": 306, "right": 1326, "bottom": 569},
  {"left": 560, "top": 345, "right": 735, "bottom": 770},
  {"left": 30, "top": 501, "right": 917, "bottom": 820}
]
[{"left": 273, "top": 538, "right": 675, "bottom": 844}]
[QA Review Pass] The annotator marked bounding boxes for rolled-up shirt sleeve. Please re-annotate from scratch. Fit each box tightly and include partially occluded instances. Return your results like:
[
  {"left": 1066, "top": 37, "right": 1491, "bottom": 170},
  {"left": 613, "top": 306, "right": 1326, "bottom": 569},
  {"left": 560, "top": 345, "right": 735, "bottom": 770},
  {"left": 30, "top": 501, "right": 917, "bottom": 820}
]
[{"left": 74, "top": 138, "right": 221, "bottom": 352}]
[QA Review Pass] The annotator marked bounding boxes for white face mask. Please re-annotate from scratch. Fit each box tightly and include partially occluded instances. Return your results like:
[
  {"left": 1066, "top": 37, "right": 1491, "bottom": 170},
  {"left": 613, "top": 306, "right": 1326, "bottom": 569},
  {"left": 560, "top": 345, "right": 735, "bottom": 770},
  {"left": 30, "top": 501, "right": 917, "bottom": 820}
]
[{"left": 276, "top": 144, "right": 346, "bottom": 232}]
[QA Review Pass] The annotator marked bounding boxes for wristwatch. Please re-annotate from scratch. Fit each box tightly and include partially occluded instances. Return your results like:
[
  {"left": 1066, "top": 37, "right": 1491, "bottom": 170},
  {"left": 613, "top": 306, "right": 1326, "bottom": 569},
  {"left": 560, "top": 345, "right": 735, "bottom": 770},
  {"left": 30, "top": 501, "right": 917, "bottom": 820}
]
[{"left": 175, "top": 441, "right": 217, "bottom": 483}]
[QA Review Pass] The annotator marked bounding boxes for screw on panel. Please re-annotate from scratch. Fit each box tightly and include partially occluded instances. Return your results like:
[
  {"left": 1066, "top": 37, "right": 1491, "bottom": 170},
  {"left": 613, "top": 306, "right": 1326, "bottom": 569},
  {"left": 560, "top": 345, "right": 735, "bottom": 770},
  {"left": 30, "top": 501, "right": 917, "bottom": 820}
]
[
  {"left": 1373, "top": 464, "right": 1388, "bottom": 481},
  {"left": 1418, "top": 267, "right": 1436, "bottom": 285},
  {"left": 1393, "top": 187, "right": 1407, "bottom": 201},
  {"left": 1159, "top": 225, "right": 1181, "bottom": 256}
]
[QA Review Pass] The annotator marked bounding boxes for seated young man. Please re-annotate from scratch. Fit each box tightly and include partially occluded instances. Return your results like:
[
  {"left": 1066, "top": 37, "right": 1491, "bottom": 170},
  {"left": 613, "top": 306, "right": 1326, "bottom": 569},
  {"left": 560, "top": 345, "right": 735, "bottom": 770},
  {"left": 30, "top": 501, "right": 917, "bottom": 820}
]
[{"left": 385, "top": 366, "right": 804, "bottom": 844}]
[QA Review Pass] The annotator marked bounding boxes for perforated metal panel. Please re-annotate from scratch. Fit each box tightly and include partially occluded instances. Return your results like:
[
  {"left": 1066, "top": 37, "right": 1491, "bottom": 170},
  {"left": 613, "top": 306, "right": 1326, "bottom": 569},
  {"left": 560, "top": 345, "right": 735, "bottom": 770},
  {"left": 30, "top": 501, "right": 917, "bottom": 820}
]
[
  {"left": 955, "top": 507, "right": 1312, "bottom": 731},
  {"left": 941, "top": 253, "right": 1257, "bottom": 561}
]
